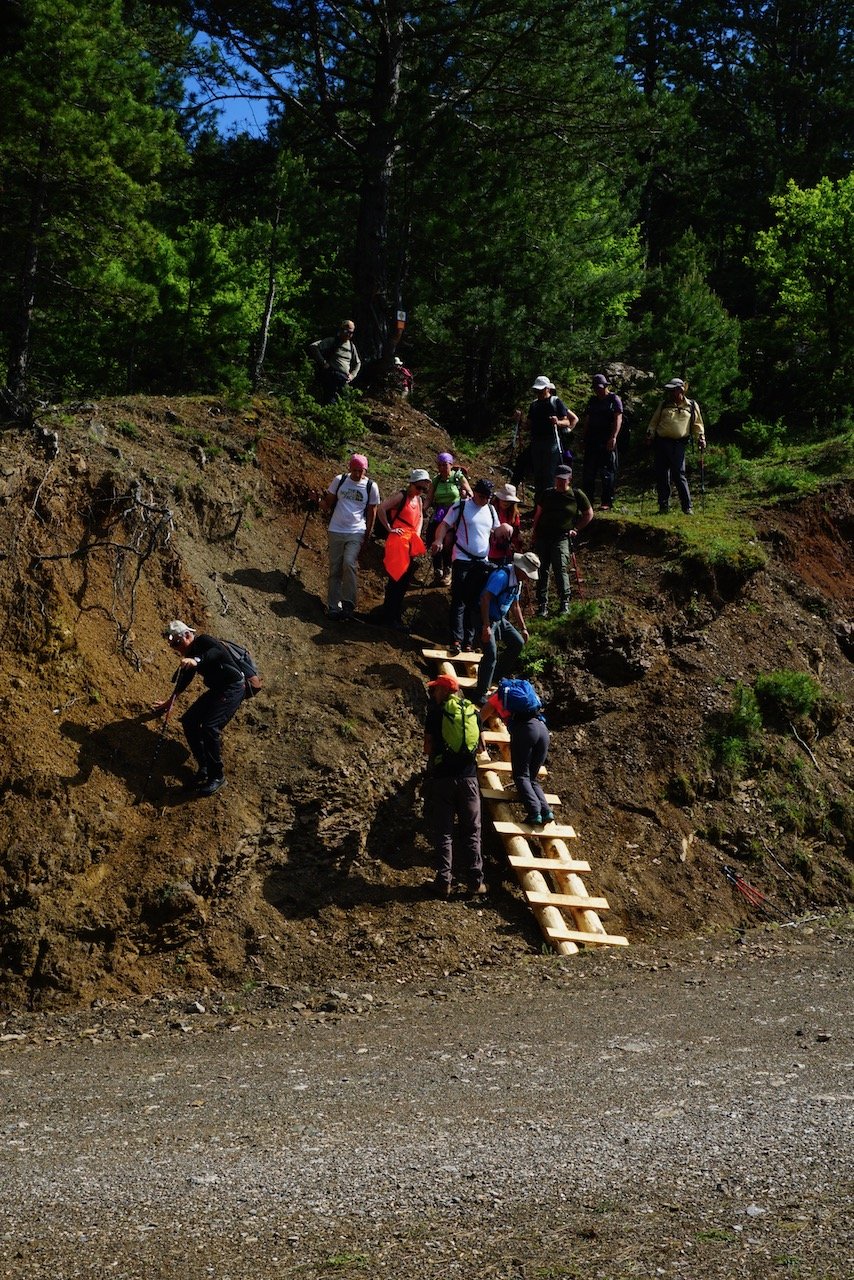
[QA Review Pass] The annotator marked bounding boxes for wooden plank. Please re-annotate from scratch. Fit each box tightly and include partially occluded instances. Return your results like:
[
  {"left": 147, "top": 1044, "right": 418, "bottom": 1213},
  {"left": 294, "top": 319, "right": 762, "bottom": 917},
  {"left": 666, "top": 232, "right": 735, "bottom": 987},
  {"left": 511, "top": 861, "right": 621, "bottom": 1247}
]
[
  {"left": 479, "top": 760, "right": 547, "bottom": 776},
  {"left": 526, "top": 891, "right": 610, "bottom": 911},
  {"left": 494, "top": 820, "right": 577, "bottom": 839},
  {"left": 422, "top": 648, "right": 481, "bottom": 664},
  {"left": 480, "top": 788, "right": 560, "bottom": 804},
  {"left": 546, "top": 926, "right": 629, "bottom": 947},
  {"left": 508, "top": 855, "right": 591, "bottom": 872},
  {"left": 481, "top": 729, "right": 511, "bottom": 743},
  {"left": 455, "top": 676, "right": 478, "bottom": 689}
]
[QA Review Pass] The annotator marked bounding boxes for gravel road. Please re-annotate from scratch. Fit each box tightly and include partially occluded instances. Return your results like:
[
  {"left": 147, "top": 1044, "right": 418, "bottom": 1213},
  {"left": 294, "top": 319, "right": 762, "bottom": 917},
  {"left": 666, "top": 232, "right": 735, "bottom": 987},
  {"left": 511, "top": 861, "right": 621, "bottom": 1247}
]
[{"left": 2, "top": 922, "right": 852, "bottom": 1279}]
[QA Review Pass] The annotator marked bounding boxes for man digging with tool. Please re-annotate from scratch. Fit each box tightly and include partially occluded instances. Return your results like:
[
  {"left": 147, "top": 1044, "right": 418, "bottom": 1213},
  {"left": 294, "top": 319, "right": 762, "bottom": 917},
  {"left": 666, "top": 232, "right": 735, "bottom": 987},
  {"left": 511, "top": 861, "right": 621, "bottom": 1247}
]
[{"left": 151, "top": 621, "right": 252, "bottom": 796}]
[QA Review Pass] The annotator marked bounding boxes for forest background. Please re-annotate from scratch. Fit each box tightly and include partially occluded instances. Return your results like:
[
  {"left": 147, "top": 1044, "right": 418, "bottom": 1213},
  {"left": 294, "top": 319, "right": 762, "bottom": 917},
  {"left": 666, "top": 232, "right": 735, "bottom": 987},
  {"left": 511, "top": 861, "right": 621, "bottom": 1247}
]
[{"left": 1, "top": 0, "right": 852, "bottom": 442}]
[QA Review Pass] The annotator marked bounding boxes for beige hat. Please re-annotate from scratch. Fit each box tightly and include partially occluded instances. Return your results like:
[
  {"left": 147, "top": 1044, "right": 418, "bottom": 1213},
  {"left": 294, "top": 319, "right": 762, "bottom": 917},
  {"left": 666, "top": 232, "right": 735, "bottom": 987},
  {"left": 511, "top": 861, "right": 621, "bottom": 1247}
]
[
  {"left": 409, "top": 468, "right": 431, "bottom": 484},
  {"left": 493, "top": 484, "right": 520, "bottom": 504},
  {"left": 513, "top": 552, "right": 540, "bottom": 580},
  {"left": 163, "top": 619, "right": 195, "bottom": 640}
]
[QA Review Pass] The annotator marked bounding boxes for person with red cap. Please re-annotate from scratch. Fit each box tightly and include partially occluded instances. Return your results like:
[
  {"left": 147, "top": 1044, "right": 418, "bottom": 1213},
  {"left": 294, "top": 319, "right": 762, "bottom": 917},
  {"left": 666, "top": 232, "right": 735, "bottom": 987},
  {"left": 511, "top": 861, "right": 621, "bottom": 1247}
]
[{"left": 423, "top": 673, "right": 486, "bottom": 899}]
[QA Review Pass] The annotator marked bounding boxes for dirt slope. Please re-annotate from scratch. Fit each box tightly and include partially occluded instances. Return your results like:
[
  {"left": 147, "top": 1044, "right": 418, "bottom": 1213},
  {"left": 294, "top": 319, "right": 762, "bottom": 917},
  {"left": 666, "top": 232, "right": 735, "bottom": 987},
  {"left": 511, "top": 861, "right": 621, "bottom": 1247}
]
[{"left": 0, "top": 397, "right": 851, "bottom": 1009}]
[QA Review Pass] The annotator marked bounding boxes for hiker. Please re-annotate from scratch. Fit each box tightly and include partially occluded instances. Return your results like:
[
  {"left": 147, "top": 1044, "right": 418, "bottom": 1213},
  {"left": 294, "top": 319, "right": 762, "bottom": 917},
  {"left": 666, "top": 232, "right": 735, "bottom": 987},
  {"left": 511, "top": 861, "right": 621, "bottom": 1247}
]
[
  {"left": 152, "top": 621, "right": 256, "bottom": 796},
  {"left": 646, "top": 378, "right": 706, "bottom": 514},
  {"left": 309, "top": 319, "right": 361, "bottom": 404},
  {"left": 394, "top": 356, "right": 414, "bottom": 396},
  {"left": 377, "top": 469, "right": 429, "bottom": 630},
  {"left": 482, "top": 679, "right": 554, "bottom": 827},
  {"left": 516, "top": 375, "right": 578, "bottom": 502},
  {"left": 491, "top": 484, "right": 523, "bottom": 552},
  {"left": 430, "top": 478, "right": 499, "bottom": 656},
  {"left": 423, "top": 673, "right": 486, "bottom": 899},
  {"left": 426, "top": 452, "right": 472, "bottom": 585},
  {"left": 530, "top": 464, "right": 593, "bottom": 617},
  {"left": 474, "top": 547, "right": 541, "bottom": 705},
  {"left": 581, "top": 373, "right": 623, "bottom": 511},
  {"left": 320, "top": 453, "right": 380, "bottom": 620}
]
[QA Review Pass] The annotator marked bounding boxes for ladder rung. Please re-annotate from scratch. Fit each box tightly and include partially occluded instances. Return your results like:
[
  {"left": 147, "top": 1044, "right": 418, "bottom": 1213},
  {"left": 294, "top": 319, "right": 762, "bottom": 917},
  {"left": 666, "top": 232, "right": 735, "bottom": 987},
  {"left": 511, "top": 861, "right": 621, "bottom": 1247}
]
[
  {"left": 546, "top": 927, "right": 629, "bottom": 947},
  {"left": 508, "top": 855, "right": 591, "bottom": 872},
  {"left": 480, "top": 788, "right": 560, "bottom": 804},
  {"left": 494, "top": 820, "right": 576, "bottom": 839},
  {"left": 527, "top": 891, "right": 610, "bottom": 910}
]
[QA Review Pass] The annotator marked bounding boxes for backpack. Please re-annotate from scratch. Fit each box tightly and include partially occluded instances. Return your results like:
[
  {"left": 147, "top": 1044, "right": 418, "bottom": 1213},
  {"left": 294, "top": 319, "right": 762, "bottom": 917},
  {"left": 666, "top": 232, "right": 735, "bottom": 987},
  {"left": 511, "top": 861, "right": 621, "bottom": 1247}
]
[
  {"left": 224, "top": 640, "right": 262, "bottom": 697},
  {"left": 437, "top": 693, "right": 481, "bottom": 762},
  {"left": 498, "top": 677, "right": 542, "bottom": 718},
  {"left": 483, "top": 566, "right": 518, "bottom": 621}
]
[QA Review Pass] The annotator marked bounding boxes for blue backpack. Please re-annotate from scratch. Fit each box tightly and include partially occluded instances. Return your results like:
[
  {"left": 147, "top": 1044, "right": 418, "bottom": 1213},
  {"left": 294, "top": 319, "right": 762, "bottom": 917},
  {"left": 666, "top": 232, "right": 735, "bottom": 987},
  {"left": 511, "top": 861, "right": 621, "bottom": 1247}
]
[{"left": 498, "top": 677, "right": 542, "bottom": 718}]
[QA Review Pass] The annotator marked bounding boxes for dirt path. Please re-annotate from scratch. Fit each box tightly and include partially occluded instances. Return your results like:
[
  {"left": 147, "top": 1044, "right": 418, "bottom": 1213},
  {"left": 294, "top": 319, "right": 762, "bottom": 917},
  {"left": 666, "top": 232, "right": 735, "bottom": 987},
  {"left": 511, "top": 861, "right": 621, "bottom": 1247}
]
[{"left": 2, "top": 921, "right": 852, "bottom": 1279}]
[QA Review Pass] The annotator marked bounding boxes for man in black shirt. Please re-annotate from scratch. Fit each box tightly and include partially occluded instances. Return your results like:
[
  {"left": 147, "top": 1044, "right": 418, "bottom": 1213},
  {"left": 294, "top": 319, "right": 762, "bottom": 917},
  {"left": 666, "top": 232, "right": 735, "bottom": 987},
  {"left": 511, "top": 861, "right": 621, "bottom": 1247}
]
[
  {"left": 152, "top": 620, "right": 247, "bottom": 796},
  {"left": 530, "top": 466, "right": 593, "bottom": 618}
]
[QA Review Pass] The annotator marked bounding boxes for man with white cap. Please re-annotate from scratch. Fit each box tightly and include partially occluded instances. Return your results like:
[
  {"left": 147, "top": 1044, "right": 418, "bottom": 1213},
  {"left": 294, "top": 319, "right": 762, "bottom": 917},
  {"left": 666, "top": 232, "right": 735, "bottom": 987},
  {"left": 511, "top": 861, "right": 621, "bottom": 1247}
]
[
  {"left": 474, "top": 537, "right": 541, "bottom": 705},
  {"left": 321, "top": 453, "right": 380, "bottom": 619},
  {"left": 646, "top": 378, "right": 706, "bottom": 514},
  {"left": 516, "top": 375, "right": 578, "bottom": 502},
  {"left": 152, "top": 621, "right": 249, "bottom": 796}
]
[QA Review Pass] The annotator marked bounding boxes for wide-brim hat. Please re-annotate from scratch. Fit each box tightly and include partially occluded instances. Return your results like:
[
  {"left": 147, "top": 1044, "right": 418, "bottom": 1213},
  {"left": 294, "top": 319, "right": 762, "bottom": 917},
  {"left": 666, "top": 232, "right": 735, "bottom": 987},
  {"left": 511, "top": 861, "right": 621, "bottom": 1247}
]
[
  {"left": 409, "top": 468, "right": 431, "bottom": 484},
  {"left": 493, "top": 484, "right": 520, "bottom": 504},
  {"left": 513, "top": 552, "right": 540, "bottom": 580}
]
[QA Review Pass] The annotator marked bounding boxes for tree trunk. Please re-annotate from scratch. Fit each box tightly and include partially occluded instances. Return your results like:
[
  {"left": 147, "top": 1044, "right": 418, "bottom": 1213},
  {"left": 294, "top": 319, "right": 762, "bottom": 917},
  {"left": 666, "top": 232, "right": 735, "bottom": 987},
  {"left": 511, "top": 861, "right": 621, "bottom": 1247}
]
[
  {"left": 352, "top": 7, "right": 404, "bottom": 369},
  {"left": 251, "top": 201, "right": 281, "bottom": 390},
  {"left": 5, "top": 134, "right": 50, "bottom": 404}
]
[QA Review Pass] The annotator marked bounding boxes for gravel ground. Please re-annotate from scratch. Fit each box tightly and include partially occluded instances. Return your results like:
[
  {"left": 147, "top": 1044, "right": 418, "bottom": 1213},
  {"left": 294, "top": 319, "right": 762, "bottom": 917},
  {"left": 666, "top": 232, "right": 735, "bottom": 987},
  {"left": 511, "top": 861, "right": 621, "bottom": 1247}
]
[{"left": 2, "top": 923, "right": 852, "bottom": 1280}]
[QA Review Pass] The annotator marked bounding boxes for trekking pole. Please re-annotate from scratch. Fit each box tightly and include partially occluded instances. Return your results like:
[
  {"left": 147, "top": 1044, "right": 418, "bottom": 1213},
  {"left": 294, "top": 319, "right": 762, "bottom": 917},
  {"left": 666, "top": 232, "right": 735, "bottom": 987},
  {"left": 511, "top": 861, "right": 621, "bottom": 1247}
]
[
  {"left": 136, "top": 692, "right": 177, "bottom": 805},
  {"left": 283, "top": 504, "right": 313, "bottom": 597},
  {"left": 570, "top": 536, "right": 585, "bottom": 600},
  {"left": 699, "top": 448, "right": 706, "bottom": 513}
]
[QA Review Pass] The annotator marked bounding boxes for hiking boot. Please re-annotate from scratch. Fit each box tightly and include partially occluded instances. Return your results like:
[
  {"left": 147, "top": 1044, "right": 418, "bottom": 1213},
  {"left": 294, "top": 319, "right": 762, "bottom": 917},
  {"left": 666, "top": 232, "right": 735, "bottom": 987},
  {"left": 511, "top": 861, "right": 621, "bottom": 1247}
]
[
  {"left": 196, "top": 774, "right": 227, "bottom": 797},
  {"left": 427, "top": 878, "right": 451, "bottom": 900},
  {"left": 541, "top": 808, "right": 555, "bottom": 825},
  {"left": 325, "top": 604, "right": 342, "bottom": 620},
  {"left": 340, "top": 600, "right": 355, "bottom": 617},
  {"left": 448, "top": 642, "right": 462, "bottom": 657},
  {"left": 536, "top": 604, "right": 548, "bottom": 619},
  {"left": 442, "top": 571, "right": 452, "bottom": 585},
  {"left": 432, "top": 571, "right": 444, "bottom": 586},
  {"left": 468, "top": 881, "right": 488, "bottom": 899},
  {"left": 526, "top": 810, "right": 543, "bottom": 827},
  {"left": 558, "top": 601, "right": 570, "bottom": 615}
]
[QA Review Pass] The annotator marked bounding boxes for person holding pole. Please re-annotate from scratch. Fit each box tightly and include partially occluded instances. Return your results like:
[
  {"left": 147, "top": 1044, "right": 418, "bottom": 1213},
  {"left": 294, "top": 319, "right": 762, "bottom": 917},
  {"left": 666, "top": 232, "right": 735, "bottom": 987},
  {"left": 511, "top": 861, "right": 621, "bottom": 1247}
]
[{"left": 646, "top": 378, "right": 706, "bottom": 514}]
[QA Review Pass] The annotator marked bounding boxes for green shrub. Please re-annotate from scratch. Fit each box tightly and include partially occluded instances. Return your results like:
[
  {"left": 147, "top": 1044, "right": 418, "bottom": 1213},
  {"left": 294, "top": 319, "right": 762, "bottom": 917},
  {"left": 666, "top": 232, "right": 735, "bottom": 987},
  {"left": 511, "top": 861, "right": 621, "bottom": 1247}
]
[
  {"left": 737, "top": 417, "right": 786, "bottom": 457},
  {"left": 754, "top": 669, "right": 822, "bottom": 724},
  {"left": 707, "top": 683, "right": 763, "bottom": 777}
]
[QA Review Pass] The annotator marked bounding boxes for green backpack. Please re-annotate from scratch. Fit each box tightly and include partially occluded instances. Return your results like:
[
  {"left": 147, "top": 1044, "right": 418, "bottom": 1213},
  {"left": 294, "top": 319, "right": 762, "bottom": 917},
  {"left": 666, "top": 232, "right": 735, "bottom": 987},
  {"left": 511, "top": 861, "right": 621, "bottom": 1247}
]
[{"left": 438, "top": 693, "right": 481, "bottom": 761}]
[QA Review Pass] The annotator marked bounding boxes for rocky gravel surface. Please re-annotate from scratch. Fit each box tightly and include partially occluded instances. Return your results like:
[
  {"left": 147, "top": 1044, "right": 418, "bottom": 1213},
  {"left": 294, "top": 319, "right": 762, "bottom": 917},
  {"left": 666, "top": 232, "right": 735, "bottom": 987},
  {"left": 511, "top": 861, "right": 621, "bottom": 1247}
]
[{"left": 2, "top": 920, "right": 852, "bottom": 1279}]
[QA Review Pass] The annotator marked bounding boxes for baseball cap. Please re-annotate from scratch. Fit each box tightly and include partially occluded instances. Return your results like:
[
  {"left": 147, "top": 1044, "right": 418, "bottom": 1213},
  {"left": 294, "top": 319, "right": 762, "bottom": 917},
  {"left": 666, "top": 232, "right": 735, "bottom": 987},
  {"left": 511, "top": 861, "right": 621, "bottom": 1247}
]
[
  {"left": 531, "top": 375, "right": 551, "bottom": 392},
  {"left": 163, "top": 620, "right": 195, "bottom": 640},
  {"left": 555, "top": 465, "right": 573, "bottom": 479},
  {"left": 592, "top": 374, "right": 608, "bottom": 387},
  {"left": 427, "top": 674, "right": 459, "bottom": 694},
  {"left": 473, "top": 477, "right": 494, "bottom": 496},
  {"left": 665, "top": 378, "right": 686, "bottom": 390}
]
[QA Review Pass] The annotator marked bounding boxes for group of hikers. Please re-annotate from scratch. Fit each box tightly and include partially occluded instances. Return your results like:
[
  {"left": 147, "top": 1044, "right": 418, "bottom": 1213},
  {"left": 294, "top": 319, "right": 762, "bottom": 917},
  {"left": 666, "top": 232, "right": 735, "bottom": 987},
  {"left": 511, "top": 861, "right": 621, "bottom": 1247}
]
[{"left": 152, "top": 366, "right": 707, "bottom": 898}]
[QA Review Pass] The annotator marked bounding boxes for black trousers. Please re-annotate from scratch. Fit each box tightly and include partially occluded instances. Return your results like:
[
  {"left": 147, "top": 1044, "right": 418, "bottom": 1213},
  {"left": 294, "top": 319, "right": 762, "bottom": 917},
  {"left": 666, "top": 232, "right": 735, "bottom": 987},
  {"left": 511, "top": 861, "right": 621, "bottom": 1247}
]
[{"left": 181, "top": 682, "right": 246, "bottom": 777}]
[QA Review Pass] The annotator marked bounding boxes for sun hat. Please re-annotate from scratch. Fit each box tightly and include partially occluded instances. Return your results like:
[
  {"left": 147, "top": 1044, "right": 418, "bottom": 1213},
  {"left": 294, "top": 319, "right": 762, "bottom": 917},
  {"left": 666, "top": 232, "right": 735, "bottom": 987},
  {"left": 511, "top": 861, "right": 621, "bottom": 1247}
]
[
  {"left": 473, "top": 477, "right": 494, "bottom": 496},
  {"left": 513, "top": 552, "right": 540, "bottom": 580},
  {"left": 665, "top": 378, "right": 686, "bottom": 390},
  {"left": 436, "top": 451, "right": 454, "bottom": 464},
  {"left": 493, "top": 484, "right": 520, "bottom": 504},
  {"left": 409, "top": 468, "right": 431, "bottom": 484},
  {"left": 350, "top": 453, "right": 369, "bottom": 469},
  {"left": 531, "top": 375, "right": 551, "bottom": 392},
  {"left": 163, "top": 619, "right": 195, "bottom": 640},
  {"left": 428, "top": 673, "right": 460, "bottom": 694}
]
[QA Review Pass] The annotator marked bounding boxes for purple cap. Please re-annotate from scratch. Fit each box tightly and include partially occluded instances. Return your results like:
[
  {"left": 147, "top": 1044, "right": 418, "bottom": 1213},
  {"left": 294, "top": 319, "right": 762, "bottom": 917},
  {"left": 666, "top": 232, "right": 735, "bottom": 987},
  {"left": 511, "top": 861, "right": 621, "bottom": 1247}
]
[{"left": 592, "top": 374, "right": 608, "bottom": 387}]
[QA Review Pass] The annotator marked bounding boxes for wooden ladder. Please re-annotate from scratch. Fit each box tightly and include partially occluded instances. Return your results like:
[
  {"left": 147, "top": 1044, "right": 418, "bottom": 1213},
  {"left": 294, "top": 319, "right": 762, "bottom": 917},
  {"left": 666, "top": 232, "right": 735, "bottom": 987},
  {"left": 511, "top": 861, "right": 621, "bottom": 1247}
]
[{"left": 423, "top": 647, "right": 628, "bottom": 956}]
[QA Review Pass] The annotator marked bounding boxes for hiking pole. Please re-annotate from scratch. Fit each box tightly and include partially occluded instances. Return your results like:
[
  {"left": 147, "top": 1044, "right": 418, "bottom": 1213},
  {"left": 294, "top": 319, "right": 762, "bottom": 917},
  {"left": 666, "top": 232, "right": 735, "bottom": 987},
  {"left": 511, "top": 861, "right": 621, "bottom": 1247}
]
[
  {"left": 136, "top": 692, "right": 177, "bottom": 805},
  {"left": 699, "top": 448, "right": 706, "bottom": 513},
  {"left": 570, "top": 536, "right": 585, "bottom": 600},
  {"left": 283, "top": 504, "right": 313, "bottom": 597}
]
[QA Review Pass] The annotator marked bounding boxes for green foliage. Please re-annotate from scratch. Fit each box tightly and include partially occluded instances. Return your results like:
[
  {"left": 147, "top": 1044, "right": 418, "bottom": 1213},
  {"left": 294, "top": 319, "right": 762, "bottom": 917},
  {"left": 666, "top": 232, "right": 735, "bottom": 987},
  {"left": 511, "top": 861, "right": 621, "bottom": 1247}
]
[
  {"left": 737, "top": 418, "right": 787, "bottom": 458},
  {"left": 706, "top": 683, "right": 763, "bottom": 778},
  {"left": 754, "top": 670, "right": 823, "bottom": 724},
  {"left": 277, "top": 375, "right": 367, "bottom": 457},
  {"left": 753, "top": 174, "right": 854, "bottom": 422}
]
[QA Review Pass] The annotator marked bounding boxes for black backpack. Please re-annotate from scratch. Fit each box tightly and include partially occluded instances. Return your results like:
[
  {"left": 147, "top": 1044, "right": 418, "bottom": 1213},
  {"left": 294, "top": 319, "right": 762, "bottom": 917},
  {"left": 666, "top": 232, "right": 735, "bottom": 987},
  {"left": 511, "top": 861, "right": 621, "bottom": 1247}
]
[{"left": 224, "top": 640, "right": 262, "bottom": 697}]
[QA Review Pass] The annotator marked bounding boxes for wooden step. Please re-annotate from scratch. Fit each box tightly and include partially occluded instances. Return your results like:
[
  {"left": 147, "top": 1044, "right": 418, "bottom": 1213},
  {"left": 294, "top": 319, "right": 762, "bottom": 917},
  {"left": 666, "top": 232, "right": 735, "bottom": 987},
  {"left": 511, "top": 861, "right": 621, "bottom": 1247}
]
[
  {"left": 546, "top": 926, "right": 629, "bottom": 948},
  {"left": 479, "top": 760, "right": 547, "bottom": 777},
  {"left": 422, "top": 648, "right": 481, "bottom": 664},
  {"left": 481, "top": 729, "right": 511, "bottom": 743},
  {"left": 508, "top": 855, "right": 590, "bottom": 872},
  {"left": 526, "top": 891, "right": 610, "bottom": 911},
  {"left": 494, "top": 820, "right": 576, "bottom": 839},
  {"left": 480, "top": 788, "right": 560, "bottom": 804}
]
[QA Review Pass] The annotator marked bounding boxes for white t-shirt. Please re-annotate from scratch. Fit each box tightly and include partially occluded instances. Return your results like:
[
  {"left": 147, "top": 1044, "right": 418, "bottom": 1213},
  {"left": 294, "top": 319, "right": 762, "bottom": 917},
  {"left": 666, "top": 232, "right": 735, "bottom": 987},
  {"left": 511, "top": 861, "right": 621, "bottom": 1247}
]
[
  {"left": 327, "top": 473, "right": 380, "bottom": 535},
  {"left": 448, "top": 498, "right": 497, "bottom": 561}
]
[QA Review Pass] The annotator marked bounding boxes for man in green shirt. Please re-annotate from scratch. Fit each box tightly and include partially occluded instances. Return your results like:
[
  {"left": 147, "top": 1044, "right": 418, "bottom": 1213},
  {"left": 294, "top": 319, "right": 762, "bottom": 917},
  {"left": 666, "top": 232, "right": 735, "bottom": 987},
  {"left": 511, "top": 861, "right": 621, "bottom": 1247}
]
[
  {"left": 530, "top": 465, "right": 593, "bottom": 618},
  {"left": 309, "top": 319, "right": 361, "bottom": 404}
]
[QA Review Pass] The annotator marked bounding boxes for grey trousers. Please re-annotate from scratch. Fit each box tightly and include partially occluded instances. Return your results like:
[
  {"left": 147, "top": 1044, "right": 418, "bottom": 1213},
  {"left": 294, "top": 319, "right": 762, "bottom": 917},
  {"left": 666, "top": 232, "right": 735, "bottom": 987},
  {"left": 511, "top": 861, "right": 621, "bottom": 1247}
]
[
  {"left": 327, "top": 531, "right": 363, "bottom": 610},
  {"left": 428, "top": 774, "right": 483, "bottom": 888}
]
